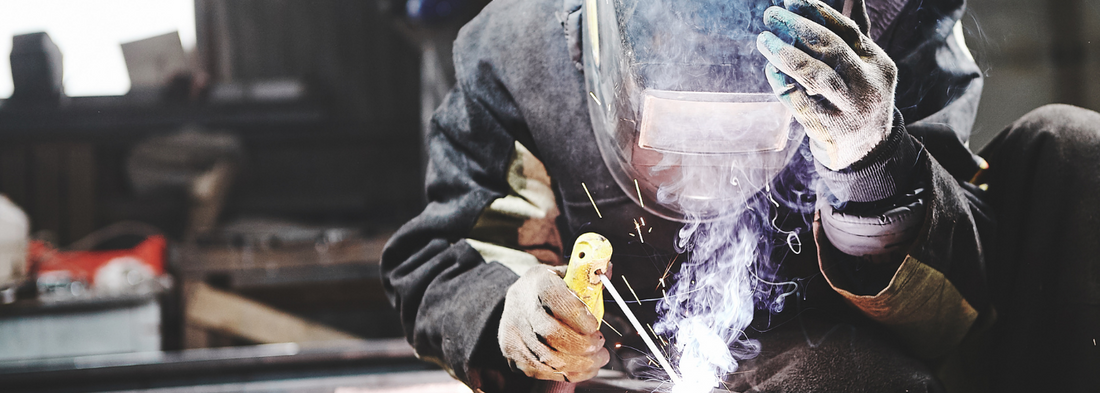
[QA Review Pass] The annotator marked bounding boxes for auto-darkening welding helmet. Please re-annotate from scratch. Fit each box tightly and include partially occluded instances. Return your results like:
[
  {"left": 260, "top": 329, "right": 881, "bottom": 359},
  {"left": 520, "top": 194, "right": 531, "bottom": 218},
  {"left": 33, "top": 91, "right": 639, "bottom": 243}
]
[{"left": 582, "top": 0, "right": 807, "bottom": 222}]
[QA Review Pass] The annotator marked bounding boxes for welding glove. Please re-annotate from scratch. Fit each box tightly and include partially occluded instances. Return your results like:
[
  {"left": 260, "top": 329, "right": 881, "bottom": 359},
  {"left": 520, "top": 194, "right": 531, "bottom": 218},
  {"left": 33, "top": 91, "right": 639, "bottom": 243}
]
[
  {"left": 757, "top": 0, "right": 896, "bottom": 171},
  {"left": 498, "top": 265, "right": 610, "bottom": 382}
]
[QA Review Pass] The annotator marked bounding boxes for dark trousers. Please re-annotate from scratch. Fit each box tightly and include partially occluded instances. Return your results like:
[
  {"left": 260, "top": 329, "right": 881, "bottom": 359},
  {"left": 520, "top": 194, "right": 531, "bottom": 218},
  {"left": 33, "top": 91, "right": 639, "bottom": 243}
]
[{"left": 979, "top": 104, "right": 1100, "bottom": 392}]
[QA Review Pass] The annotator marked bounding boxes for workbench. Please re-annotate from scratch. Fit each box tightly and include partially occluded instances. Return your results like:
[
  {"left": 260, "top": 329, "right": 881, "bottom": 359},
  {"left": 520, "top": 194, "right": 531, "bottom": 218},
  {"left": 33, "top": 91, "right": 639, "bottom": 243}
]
[
  {"left": 174, "top": 224, "right": 399, "bottom": 348},
  {"left": 0, "top": 341, "right": 674, "bottom": 393}
]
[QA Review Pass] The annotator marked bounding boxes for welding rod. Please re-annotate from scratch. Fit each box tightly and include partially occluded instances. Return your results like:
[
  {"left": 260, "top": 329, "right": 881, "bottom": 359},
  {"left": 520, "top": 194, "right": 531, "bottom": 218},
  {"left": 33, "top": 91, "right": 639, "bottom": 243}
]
[{"left": 598, "top": 274, "right": 682, "bottom": 385}]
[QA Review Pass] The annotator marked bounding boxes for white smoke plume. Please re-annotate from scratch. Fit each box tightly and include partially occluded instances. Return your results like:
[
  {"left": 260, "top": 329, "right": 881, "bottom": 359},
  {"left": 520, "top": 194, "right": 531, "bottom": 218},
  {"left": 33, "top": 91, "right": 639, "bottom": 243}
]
[{"left": 653, "top": 142, "right": 817, "bottom": 392}]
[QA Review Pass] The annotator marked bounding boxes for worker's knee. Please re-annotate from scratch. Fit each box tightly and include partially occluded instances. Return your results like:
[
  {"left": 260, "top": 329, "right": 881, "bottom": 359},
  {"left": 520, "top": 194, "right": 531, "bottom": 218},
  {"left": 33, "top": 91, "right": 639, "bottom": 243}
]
[
  {"left": 1009, "top": 104, "right": 1100, "bottom": 150},
  {"left": 983, "top": 104, "right": 1100, "bottom": 171}
]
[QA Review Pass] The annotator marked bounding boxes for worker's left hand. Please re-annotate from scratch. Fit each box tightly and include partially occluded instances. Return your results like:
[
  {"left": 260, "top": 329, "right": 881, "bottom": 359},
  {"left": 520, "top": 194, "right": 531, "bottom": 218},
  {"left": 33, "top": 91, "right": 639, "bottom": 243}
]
[{"left": 757, "top": 0, "right": 897, "bottom": 171}]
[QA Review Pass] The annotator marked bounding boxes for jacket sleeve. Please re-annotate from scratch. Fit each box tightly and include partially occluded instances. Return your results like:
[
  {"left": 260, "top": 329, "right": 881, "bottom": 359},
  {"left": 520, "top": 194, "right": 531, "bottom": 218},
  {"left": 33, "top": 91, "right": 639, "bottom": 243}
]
[
  {"left": 379, "top": 62, "right": 564, "bottom": 391},
  {"left": 812, "top": 0, "right": 991, "bottom": 360},
  {"left": 814, "top": 147, "right": 992, "bottom": 360},
  {"left": 884, "top": 0, "right": 983, "bottom": 144}
]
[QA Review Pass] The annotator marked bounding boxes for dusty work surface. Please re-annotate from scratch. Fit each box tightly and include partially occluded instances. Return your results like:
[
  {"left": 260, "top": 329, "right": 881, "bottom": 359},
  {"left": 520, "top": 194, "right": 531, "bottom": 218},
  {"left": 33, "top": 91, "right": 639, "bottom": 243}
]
[
  {"left": 104, "top": 370, "right": 466, "bottom": 393},
  {"left": 0, "top": 338, "right": 699, "bottom": 393},
  {"left": 0, "top": 339, "right": 427, "bottom": 393},
  {"left": 100, "top": 369, "right": 677, "bottom": 393},
  {"left": 101, "top": 367, "right": 668, "bottom": 391}
]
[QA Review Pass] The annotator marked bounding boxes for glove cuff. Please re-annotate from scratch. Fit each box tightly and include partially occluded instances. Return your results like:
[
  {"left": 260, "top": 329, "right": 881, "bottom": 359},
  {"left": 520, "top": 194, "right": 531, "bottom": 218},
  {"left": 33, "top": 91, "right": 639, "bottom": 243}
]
[
  {"left": 816, "top": 109, "right": 918, "bottom": 203},
  {"left": 820, "top": 197, "right": 926, "bottom": 257}
]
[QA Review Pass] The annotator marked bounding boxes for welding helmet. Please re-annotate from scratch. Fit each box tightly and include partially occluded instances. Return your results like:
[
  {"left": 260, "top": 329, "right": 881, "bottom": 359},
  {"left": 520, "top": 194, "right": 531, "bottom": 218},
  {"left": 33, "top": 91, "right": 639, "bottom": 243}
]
[{"left": 582, "top": 0, "right": 806, "bottom": 222}]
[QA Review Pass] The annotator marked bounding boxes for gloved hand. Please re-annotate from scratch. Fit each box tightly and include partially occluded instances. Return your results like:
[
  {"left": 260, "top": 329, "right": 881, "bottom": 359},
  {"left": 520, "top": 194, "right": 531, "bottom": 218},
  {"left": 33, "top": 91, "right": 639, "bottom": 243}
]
[
  {"left": 499, "top": 265, "right": 610, "bottom": 382},
  {"left": 756, "top": 0, "right": 897, "bottom": 171}
]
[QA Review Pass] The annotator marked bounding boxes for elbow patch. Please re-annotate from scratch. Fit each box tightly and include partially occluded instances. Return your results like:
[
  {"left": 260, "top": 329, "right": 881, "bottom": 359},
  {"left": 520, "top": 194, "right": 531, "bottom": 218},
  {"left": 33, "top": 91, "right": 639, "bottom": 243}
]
[
  {"left": 466, "top": 238, "right": 540, "bottom": 275},
  {"left": 469, "top": 141, "right": 564, "bottom": 270}
]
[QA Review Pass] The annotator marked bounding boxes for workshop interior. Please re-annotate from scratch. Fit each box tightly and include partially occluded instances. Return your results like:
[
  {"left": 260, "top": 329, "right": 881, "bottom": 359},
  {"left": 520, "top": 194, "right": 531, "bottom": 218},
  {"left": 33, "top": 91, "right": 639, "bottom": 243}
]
[{"left": 0, "top": 0, "right": 1097, "bottom": 392}]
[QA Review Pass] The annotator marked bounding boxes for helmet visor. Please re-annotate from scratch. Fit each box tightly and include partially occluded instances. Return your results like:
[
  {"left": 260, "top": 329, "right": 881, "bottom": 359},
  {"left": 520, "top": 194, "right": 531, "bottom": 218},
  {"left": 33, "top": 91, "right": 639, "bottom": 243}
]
[
  {"left": 583, "top": 0, "right": 805, "bottom": 221},
  {"left": 639, "top": 90, "right": 792, "bottom": 155}
]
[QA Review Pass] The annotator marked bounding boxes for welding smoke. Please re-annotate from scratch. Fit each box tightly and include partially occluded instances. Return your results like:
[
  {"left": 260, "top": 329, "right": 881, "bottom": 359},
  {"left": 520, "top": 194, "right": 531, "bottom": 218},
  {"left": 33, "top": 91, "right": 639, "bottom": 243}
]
[
  {"left": 632, "top": 0, "right": 822, "bottom": 390},
  {"left": 653, "top": 152, "right": 816, "bottom": 392},
  {"left": 657, "top": 209, "right": 764, "bottom": 392}
]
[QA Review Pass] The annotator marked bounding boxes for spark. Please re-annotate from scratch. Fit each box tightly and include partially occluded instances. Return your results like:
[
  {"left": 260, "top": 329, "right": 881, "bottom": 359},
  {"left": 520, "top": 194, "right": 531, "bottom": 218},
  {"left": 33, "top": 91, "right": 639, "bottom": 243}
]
[
  {"left": 622, "top": 276, "right": 642, "bottom": 305},
  {"left": 640, "top": 217, "right": 646, "bottom": 226},
  {"left": 582, "top": 182, "right": 602, "bottom": 218},
  {"left": 634, "top": 219, "right": 645, "bottom": 243},
  {"left": 588, "top": 91, "right": 602, "bottom": 106},
  {"left": 602, "top": 318, "right": 623, "bottom": 337},
  {"left": 600, "top": 274, "right": 682, "bottom": 385},
  {"left": 642, "top": 321, "right": 668, "bottom": 345},
  {"left": 656, "top": 254, "right": 679, "bottom": 290},
  {"left": 634, "top": 179, "right": 645, "bottom": 208}
]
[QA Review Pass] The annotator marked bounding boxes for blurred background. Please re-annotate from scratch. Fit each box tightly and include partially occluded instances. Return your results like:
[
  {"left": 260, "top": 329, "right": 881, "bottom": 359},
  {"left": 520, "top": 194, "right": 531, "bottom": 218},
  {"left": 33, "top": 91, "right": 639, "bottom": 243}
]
[
  {"left": 0, "top": 0, "right": 1095, "bottom": 392},
  {"left": 966, "top": 0, "right": 1100, "bottom": 149}
]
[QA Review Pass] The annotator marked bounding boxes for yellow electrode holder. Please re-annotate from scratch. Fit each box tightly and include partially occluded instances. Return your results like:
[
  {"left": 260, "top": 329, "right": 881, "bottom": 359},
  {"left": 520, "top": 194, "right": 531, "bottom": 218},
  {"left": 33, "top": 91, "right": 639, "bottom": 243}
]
[{"left": 563, "top": 232, "right": 612, "bottom": 322}]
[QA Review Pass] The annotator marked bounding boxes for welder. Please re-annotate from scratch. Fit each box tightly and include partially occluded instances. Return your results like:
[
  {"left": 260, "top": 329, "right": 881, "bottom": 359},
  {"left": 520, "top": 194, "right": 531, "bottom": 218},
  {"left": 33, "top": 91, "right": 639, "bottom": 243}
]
[{"left": 381, "top": 0, "right": 1100, "bottom": 391}]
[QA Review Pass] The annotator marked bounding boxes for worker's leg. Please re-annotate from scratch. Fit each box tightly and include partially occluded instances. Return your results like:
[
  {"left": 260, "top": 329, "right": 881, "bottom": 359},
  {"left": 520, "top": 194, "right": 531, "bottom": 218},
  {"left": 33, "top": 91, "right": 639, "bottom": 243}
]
[
  {"left": 726, "top": 316, "right": 945, "bottom": 393},
  {"left": 979, "top": 104, "right": 1100, "bottom": 392}
]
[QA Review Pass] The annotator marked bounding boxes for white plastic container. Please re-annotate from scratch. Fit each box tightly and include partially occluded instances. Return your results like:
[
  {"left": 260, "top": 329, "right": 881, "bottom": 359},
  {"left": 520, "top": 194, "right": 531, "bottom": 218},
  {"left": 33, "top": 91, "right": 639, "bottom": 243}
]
[{"left": 0, "top": 195, "right": 29, "bottom": 292}]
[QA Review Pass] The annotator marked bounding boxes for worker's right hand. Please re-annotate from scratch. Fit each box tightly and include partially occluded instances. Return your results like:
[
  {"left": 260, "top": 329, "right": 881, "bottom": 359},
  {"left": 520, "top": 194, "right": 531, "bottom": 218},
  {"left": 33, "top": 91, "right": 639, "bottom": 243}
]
[{"left": 498, "top": 265, "right": 609, "bottom": 382}]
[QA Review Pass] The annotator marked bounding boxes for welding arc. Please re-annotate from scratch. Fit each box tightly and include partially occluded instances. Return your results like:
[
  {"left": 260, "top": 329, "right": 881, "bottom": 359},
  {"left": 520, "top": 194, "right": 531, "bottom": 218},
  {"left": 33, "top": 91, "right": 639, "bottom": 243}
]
[{"left": 599, "top": 274, "right": 683, "bottom": 385}]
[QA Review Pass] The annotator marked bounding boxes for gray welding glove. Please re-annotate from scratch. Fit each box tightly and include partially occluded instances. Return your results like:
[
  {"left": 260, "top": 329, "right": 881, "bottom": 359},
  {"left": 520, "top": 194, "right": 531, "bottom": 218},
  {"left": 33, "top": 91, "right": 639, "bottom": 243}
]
[
  {"left": 498, "top": 265, "right": 609, "bottom": 382},
  {"left": 757, "top": 0, "right": 897, "bottom": 171}
]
